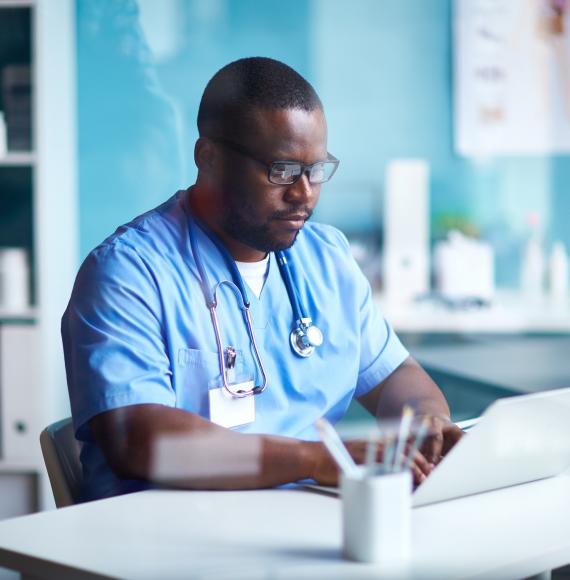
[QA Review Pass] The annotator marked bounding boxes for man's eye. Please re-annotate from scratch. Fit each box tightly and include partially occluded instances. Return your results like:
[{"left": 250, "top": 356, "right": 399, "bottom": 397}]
[
  {"left": 275, "top": 167, "right": 293, "bottom": 179},
  {"left": 311, "top": 164, "right": 325, "bottom": 181},
  {"left": 272, "top": 164, "right": 301, "bottom": 181}
]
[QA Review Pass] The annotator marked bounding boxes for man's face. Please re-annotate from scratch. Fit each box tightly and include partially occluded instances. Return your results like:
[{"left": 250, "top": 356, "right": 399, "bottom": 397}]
[{"left": 216, "top": 107, "right": 328, "bottom": 255}]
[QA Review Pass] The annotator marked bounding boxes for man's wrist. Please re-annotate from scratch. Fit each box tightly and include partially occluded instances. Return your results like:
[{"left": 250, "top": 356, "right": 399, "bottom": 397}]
[
  {"left": 298, "top": 440, "right": 320, "bottom": 481},
  {"left": 414, "top": 408, "right": 451, "bottom": 424}
]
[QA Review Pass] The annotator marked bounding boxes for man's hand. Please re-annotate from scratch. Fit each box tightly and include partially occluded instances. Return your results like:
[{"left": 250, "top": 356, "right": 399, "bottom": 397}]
[
  {"left": 418, "top": 415, "right": 464, "bottom": 466},
  {"left": 309, "top": 439, "right": 433, "bottom": 488},
  {"left": 356, "top": 357, "right": 465, "bottom": 475}
]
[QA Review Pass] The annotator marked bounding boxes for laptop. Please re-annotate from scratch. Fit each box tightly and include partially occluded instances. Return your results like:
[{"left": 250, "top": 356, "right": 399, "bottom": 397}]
[
  {"left": 413, "top": 386, "right": 570, "bottom": 506},
  {"left": 307, "top": 387, "right": 570, "bottom": 507}
]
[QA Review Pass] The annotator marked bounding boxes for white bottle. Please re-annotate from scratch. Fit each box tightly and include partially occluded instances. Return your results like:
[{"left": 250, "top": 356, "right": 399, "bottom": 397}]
[
  {"left": 0, "top": 112, "right": 7, "bottom": 158},
  {"left": 383, "top": 159, "right": 430, "bottom": 305},
  {"left": 549, "top": 241, "right": 569, "bottom": 305},
  {"left": 520, "top": 233, "right": 545, "bottom": 301},
  {"left": 0, "top": 248, "right": 30, "bottom": 313}
]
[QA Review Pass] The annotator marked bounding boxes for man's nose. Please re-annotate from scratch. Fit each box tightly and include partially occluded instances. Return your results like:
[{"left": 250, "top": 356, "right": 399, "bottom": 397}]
[{"left": 284, "top": 172, "right": 315, "bottom": 205}]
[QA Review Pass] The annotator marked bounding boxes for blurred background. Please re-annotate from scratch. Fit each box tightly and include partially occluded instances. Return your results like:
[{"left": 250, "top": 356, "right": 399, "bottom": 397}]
[{"left": 0, "top": 0, "right": 569, "bottom": 523}]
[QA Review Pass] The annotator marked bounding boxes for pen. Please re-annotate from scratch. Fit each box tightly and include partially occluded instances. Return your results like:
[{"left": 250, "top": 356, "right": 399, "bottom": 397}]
[
  {"left": 405, "top": 416, "right": 430, "bottom": 470},
  {"left": 394, "top": 405, "right": 415, "bottom": 471},
  {"left": 365, "top": 428, "right": 379, "bottom": 474},
  {"left": 315, "top": 418, "right": 360, "bottom": 478},
  {"left": 382, "top": 434, "right": 397, "bottom": 472}
]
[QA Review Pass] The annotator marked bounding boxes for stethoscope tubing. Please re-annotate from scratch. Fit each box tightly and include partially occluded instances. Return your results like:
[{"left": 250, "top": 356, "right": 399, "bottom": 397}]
[
  {"left": 208, "top": 297, "right": 268, "bottom": 398},
  {"left": 189, "top": 218, "right": 269, "bottom": 397},
  {"left": 190, "top": 215, "right": 306, "bottom": 324},
  {"left": 275, "top": 252, "right": 306, "bottom": 322},
  {"left": 188, "top": 212, "right": 321, "bottom": 397}
]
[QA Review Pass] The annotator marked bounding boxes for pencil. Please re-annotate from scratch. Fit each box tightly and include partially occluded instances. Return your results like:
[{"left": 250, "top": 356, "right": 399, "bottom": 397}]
[
  {"left": 394, "top": 405, "right": 415, "bottom": 471},
  {"left": 315, "top": 418, "right": 360, "bottom": 478}
]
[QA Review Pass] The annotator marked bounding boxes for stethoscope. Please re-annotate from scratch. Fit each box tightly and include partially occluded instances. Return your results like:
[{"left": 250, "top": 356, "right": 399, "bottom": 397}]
[{"left": 188, "top": 216, "right": 324, "bottom": 399}]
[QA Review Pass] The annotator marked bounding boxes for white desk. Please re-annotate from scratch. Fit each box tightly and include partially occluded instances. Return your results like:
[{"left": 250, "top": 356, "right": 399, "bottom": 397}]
[{"left": 0, "top": 476, "right": 569, "bottom": 579}]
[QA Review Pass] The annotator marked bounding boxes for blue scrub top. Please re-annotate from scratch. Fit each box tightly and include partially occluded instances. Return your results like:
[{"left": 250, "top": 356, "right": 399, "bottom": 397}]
[{"left": 62, "top": 191, "right": 409, "bottom": 500}]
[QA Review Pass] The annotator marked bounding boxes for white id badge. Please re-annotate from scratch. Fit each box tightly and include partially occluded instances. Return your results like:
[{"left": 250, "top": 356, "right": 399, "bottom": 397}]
[{"left": 208, "top": 381, "right": 256, "bottom": 429}]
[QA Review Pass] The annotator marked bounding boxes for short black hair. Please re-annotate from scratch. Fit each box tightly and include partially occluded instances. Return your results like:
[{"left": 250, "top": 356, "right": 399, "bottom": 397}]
[{"left": 197, "top": 57, "right": 323, "bottom": 138}]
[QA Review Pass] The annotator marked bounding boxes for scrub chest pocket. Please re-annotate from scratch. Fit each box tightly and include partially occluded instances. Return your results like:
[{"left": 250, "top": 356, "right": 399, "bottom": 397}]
[{"left": 177, "top": 347, "right": 253, "bottom": 416}]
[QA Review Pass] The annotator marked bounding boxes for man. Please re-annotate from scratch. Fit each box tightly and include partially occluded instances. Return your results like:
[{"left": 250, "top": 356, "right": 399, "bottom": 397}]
[{"left": 62, "top": 57, "right": 461, "bottom": 501}]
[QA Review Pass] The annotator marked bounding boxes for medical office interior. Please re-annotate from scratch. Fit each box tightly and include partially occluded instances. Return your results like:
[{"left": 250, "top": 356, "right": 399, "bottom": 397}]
[{"left": 1, "top": 0, "right": 570, "bottom": 577}]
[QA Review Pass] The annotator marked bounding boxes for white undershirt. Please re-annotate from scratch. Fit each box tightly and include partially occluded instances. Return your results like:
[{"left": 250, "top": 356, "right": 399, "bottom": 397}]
[{"left": 235, "top": 254, "right": 270, "bottom": 299}]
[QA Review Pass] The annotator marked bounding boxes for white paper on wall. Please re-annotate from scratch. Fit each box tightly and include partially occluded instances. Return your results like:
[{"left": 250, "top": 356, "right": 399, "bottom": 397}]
[{"left": 455, "top": 0, "right": 570, "bottom": 155}]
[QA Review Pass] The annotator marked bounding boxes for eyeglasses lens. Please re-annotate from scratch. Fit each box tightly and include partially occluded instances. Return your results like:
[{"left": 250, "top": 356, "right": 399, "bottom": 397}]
[
  {"left": 310, "top": 163, "right": 327, "bottom": 183},
  {"left": 270, "top": 163, "right": 302, "bottom": 184},
  {"left": 270, "top": 161, "right": 337, "bottom": 185}
]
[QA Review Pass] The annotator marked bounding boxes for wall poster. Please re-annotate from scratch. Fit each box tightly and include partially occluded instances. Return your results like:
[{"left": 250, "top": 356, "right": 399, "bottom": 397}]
[{"left": 455, "top": 0, "right": 570, "bottom": 155}]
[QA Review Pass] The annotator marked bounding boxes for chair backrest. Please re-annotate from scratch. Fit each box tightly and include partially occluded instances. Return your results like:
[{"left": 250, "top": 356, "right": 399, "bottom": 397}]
[{"left": 40, "top": 417, "right": 83, "bottom": 507}]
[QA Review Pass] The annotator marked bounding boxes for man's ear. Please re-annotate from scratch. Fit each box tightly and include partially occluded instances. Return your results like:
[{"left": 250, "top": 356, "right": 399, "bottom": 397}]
[{"left": 194, "top": 137, "right": 218, "bottom": 173}]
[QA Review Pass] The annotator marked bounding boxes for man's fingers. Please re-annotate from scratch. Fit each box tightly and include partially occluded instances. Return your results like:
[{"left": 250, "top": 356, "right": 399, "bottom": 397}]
[
  {"left": 442, "top": 424, "right": 464, "bottom": 456},
  {"left": 343, "top": 436, "right": 442, "bottom": 480},
  {"left": 421, "top": 430, "right": 444, "bottom": 464},
  {"left": 412, "top": 449, "right": 431, "bottom": 475},
  {"left": 411, "top": 463, "right": 426, "bottom": 487}
]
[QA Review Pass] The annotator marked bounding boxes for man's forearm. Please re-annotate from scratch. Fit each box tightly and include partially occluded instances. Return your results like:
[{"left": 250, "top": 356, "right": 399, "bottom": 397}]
[
  {"left": 356, "top": 357, "right": 463, "bottom": 465},
  {"left": 358, "top": 357, "right": 450, "bottom": 420},
  {"left": 170, "top": 434, "right": 319, "bottom": 490},
  {"left": 91, "top": 404, "right": 321, "bottom": 490}
]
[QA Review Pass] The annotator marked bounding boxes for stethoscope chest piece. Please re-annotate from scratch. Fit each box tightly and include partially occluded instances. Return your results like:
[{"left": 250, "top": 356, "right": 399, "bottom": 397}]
[{"left": 290, "top": 318, "right": 323, "bottom": 358}]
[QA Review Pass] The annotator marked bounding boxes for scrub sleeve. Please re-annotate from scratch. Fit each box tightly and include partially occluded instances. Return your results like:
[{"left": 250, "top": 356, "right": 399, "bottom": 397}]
[
  {"left": 62, "top": 243, "right": 175, "bottom": 440},
  {"left": 331, "top": 229, "right": 409, "bottom": 398}
]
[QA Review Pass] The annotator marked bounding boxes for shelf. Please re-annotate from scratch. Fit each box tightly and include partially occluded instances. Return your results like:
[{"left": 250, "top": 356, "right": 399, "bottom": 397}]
[
  {"left": 0, "top": 460, "right": 39, "bottom": 472},
  {"left": 0, "top": 0, "right": 76, "bottom": 514},
  {"left": 0, "top": 152, "right": 36, "bottom": 166},
  {"left": 376, "top": 290, "right": 570, "bottom": 333},
  {"left": 0, "top": 459, "right": 40, "bottom": 473},
  {"left": 0, "top": 307, "right": 36, "bottom": 323}
]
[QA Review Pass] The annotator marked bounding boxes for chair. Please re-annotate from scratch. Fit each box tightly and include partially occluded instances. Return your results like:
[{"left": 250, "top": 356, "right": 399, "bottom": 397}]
[{"left": 40, "top": 417, "right": 83, "bottom": 507}]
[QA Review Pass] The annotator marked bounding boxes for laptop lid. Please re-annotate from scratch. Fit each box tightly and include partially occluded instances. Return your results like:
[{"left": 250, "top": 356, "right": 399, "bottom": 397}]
[{"left": 413, "top": 387, "right": 570, "bottom": 507}]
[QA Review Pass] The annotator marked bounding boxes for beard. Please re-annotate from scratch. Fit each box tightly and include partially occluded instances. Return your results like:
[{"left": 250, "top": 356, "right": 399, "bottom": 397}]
[{"left": 221, "top": 193, "right": 313, "bottom": 254}]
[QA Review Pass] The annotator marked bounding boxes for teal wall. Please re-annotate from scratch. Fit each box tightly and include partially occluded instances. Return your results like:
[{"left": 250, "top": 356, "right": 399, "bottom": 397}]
[
  {"left": 77, "top": 0, "right": 570, "bottom": 287},
  {"left": 312, "top": 0, "right": 561, "bottom": 286},
  {"left": 77, "top": 0, "right": 312, "bottom": 257}
]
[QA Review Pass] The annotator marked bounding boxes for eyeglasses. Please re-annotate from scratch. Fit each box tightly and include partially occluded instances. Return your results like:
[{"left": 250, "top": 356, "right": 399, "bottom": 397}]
[{"left": 212, "top": 137, "right": 340, "bottom": 185}]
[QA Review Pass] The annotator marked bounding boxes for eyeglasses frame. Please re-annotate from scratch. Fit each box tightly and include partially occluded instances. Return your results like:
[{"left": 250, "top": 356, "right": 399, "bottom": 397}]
[{"left": 210, "top": 136, "right": 340, "bottom": 185}]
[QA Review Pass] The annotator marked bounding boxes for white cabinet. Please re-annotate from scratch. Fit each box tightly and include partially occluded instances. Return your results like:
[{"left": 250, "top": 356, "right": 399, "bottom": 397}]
[
  {"left": 0, "top": 472, "right": 38, "bottom": 517},
  {"left": 0, "top": 325, "right": 41, "bottom": 461},
  {"left": 0, "top": 0, "right": 77, "bottom": 514}
]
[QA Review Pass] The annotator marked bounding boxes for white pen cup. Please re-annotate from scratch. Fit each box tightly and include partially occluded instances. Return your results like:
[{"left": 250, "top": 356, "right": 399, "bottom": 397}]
[{"left": 341, "top": 466, "right": 412, "bottom": 569}]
